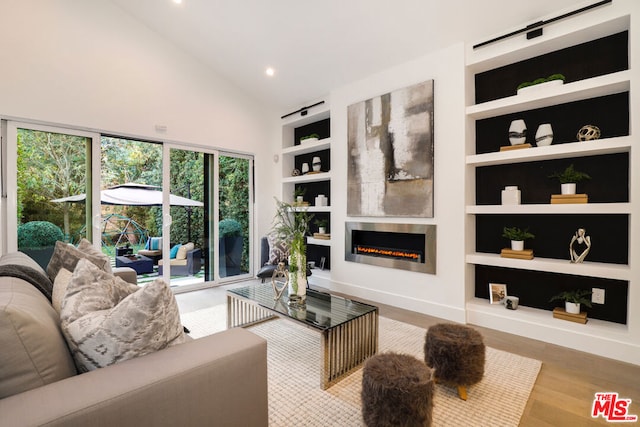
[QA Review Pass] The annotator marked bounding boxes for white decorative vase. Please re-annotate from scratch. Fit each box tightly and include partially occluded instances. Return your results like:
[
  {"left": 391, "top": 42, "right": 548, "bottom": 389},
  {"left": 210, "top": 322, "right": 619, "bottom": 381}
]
[
  {"left": 501, "top": 186, "right": 521, "bottom": 205},
  {"left": 565, "top": 302, "right": 580, "bottom": 314},
  {"left": 509, "top": 119, "right": 527, "bottom": 145},
  {"left": 561, "top": 183, "right": 576, "bottom": 195},
  {"left": 318, "top": 226, "right": 326, "bottom": 234},
  {"left": 511, "top": 240, "right": 524, "bottom": 251},
  {"left": 301, "top": 163, "right": 309, "bottom": 174},
  {"left": 312, "top": 156, "right": 321, "bottom": 172},
  {"left": 535, "top": 123, "right": 553, "bottom": 146}
]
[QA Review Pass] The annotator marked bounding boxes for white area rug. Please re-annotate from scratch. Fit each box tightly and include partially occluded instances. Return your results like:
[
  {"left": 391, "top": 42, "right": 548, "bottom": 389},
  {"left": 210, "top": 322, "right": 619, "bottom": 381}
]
[{"left": 181, "top": 305, "right": 541, "bottom": 426}]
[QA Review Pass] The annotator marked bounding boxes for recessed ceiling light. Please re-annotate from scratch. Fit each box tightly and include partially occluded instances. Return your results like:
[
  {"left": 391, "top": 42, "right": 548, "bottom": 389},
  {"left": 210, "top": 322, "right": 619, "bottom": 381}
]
[
  {"left": 265, "top": 67, "right": 275, "bottom": 77},
  {"left": 173, "top": 0, "right": 182, "bottom": 4}
]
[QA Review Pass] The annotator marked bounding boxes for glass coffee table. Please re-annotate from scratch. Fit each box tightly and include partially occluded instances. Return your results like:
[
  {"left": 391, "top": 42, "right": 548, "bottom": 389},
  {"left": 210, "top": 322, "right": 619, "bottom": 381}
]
[{"left": 227, "top": 284, "right": 379, "bottom": 389}]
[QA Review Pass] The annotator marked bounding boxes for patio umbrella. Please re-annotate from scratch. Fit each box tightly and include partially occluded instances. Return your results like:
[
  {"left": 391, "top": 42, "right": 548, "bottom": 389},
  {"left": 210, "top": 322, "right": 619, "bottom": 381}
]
[{"left": 51, "top": 183, "right": 203, "bottom": 207}]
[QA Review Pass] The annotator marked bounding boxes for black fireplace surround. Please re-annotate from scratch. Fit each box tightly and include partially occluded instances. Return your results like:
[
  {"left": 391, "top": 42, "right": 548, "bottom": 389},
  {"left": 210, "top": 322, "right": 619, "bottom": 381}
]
[{"left": 345, "top": 222, "right": 436, "bottom": 274}]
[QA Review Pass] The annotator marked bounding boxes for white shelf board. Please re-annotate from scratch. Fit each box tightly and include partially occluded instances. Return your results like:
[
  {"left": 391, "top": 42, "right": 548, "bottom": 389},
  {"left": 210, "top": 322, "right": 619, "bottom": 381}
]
[
  {"left": 290, "top": 206, "right": 332, "bottom": 213},
  {"left": 466, "top": 298, "right": 628, "bottom": 336},
  {"left": 309, "top": 268, "right": 330, "bottom": 279},
  {"left": 466, "top": 136, "right": 631, "bottom": 166},
  {"left": 466, "top": 252, "right": 630, "bottom": 281},
  {"left": 282, "top": 138, "right": 331, "bottom": 156},
  {"left": 466, "top": 71, "right": 630, "bottom": 120},
  {"left": 282, "top": 171, "right": 331, "bottom": 184},
  {"left": 307, "top": 237, "right": 331, "bottom": 246},
  {"left": 466, "top": 203, "right": 631, "bottom": 215}
]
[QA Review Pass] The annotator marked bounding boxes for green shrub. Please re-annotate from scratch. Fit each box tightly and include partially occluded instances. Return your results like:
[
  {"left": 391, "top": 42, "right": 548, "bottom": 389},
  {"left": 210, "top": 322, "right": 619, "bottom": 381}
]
[
  {"left": 219, "top": 218, "right": 242, "bottom": 238},
  {"left": 17, "top": 221, "right": 64, "bottom": 249}
]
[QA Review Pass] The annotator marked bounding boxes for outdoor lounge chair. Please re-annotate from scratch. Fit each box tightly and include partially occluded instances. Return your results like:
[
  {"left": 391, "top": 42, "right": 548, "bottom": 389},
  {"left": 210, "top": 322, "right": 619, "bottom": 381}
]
[{"left": 158, "top": 244, "right": 202, "bottom": 276}]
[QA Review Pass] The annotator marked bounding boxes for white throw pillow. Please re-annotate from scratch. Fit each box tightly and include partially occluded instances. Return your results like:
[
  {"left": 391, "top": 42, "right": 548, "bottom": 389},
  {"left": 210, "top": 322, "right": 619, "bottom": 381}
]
[
  {"left": 52, "top": 268, "right": 73, "bottom": 314},
  {"left": 60, "top": 259, "right": 185, "bottom": 372}
]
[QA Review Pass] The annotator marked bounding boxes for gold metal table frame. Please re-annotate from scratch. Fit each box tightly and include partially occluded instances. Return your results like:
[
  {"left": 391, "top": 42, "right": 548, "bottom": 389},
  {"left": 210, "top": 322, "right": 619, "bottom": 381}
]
[{"left": 227, "top": 284, "right": 379, "bottom": 389}]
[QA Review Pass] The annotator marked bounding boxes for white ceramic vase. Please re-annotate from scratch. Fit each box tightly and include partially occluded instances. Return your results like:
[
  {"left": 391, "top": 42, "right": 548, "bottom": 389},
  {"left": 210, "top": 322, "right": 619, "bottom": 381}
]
[
  {"left": 312, "top": 156, "right": 321, "bottom": 172},
  {"left": 561, "top": 183, "right": 577, "bottom": 195},
  {"left": 535, "top": 123, "right": 553, "bottom": 146},
  {"left": 508, "top": 119, "right": 527, "bottom": 145},
  {"left": 301, "top": 163, "right": 309, "bottom": 174}
]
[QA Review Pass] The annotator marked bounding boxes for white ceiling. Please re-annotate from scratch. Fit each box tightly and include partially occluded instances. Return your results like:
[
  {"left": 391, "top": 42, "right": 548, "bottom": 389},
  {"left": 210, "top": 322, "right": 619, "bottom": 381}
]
[{"left": 110, "top": 0, "right": 584, "bottom": 110}]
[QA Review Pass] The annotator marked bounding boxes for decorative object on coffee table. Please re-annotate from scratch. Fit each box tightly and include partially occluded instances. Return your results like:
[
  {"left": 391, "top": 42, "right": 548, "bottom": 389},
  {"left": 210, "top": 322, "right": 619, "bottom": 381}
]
[
  {"left": 569, "top": 228, "right": 591, "bottom": 263},
  {"left": 271, "top": 262, "right": 288, "bottom": 300},
  {"left": 271, "top": 198, "right": 312, "bottom": 302},
  {"left": 362, "top": 353, "right": 434, "bottom": 426},
  {"left": 424, "top": 323, "right": 485, "bottom": 401}
]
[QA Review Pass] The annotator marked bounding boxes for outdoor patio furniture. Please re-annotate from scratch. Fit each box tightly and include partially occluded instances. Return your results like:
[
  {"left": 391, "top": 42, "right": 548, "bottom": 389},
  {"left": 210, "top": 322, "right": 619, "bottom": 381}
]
[
  {"left": 158, "top": 247, "right": 202, "bottom": 276},
  {"left": 115, "top": 254, "right": 154, "bottom": 275}
]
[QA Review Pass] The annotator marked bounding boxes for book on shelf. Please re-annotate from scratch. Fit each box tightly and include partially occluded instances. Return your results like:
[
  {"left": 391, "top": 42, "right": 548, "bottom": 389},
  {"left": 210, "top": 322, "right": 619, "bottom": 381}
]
[
  {"left": 552, "top": 307, "right": 588, "bottom": 324},
  {"left": 550, "top": 194, "right": 588, "bottom": 204},
  {"left": 499, "top": 143, "right": 532, "bottom": 152},
  {"left": 500, "top": 248, "right": 534, "bottom": 260}
]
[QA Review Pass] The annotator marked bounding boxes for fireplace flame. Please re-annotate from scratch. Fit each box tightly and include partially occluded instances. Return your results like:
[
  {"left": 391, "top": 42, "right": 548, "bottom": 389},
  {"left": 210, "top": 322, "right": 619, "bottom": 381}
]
[{"left": 355, "top": 245, "right": 421, "bottom": 261}]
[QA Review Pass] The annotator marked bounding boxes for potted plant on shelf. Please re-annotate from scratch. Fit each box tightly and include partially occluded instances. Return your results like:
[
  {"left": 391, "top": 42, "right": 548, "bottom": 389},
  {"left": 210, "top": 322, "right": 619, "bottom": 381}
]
[
  {"left": 516, "top": 73, "right": 566, "bottom": 94},
  {"left": 272, "top": 198, "right": 313, "bottom": 302},
  {"left": 300, "top": 133, "right": 320, "bottom": 144},
  {"left": 550, "top": 289, "right": 592, "bottom": 314},
  {"left": 502, "top": 226, "right": 535, "bottom": 251},
  {"left": 314, "top": 218, "right": 328, "bottom": 235},
  {"left": 548, "top": 163, "right": 591, "bottom": 195},
  {"left": 293, "top": 187, "right": 306, "bottom": 205}
]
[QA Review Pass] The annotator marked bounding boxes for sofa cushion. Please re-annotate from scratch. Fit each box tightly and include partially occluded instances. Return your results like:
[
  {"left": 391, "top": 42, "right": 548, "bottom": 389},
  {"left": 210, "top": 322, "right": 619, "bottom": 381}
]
[
  {"left": 47, "top": 240, "right": 111, "bottom": 281},
  {"left": 146, "top": 237, "right": 162, "bottom": 250},
  {"left": 77, "top": 238, "right": 113, "bottom": 274},
  {"left": 170, "top": 244, "right": 181, "bottom": 259},
  {"left": 60, "top": 259, "right": 185, "bottom": 372},
  {"left": 267, "top": 233, "right": 289, "bottom": 265},
  {"left": 0, "top": 277, "right": 77, "bottom": 399},
  {"left": 176, "top": 242, "right": 195, "bottom": 260},
  {"left": 52, "top": 268, "right": 73, "bottom": 314}
]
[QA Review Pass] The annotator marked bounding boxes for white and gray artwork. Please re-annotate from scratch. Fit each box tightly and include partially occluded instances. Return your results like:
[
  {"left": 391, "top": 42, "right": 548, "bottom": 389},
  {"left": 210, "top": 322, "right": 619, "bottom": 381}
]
[{"left": 347, "top": 80, "right": 434, "bottom": 217}]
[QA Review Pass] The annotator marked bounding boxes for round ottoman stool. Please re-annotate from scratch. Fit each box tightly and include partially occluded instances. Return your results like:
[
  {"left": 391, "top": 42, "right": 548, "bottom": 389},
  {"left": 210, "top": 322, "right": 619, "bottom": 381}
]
[
  {"left": 424, "top": 323, "right": 485, "bottom": 401},
  {"left": 361, "top": 352, "right": 434, "bottom": 427}
]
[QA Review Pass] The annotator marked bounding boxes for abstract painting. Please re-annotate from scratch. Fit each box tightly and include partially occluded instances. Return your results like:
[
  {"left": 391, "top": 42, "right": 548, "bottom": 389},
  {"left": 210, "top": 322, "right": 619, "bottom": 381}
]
[{"left": 347, "top": 80, "right": 434, "bottom": 217}]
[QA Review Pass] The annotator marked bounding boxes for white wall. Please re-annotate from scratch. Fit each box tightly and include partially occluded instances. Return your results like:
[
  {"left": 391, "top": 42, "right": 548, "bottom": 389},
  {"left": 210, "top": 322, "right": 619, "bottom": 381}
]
[
  {"left": 328, "top": 43, "right": 467, "bottom": 322},
  {"left": 0, "top": 0, "right": 279, "bottom": 252}
]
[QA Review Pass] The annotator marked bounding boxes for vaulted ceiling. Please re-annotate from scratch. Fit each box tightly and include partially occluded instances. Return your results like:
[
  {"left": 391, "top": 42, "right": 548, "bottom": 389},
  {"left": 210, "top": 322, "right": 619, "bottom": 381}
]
[{"left": 110, "top": 0, "right": 584, "bottom": 110}]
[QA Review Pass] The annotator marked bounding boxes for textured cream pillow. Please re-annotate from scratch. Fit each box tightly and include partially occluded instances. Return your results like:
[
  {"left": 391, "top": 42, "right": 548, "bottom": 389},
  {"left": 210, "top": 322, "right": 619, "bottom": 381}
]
[
  {"left": 60, "top": 259, "right": 185, "bottom": 372},
  {"left": 52, "top": 268, "right": 73, "bottom": 314},
  {"left": 77, "top": 238, "right": 113, "bottom": 273},
  {"left": 47, "top": 240, "right": 111, "bottom": 281},
  {"left": 176, "top": 242, "right": 195, "bottom": 260}
]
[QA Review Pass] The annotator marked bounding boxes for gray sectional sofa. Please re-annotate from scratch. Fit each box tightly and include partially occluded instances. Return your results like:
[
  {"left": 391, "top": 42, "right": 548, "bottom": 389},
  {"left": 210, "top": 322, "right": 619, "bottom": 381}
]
[{"left": 0, "top": 251, "right": 268, "bottom": 426}]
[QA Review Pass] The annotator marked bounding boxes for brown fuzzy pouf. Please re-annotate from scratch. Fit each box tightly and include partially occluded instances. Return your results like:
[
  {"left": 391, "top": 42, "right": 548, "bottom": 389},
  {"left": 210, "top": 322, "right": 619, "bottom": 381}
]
[
  {"left": 361, "top": 352, "right": 434, "bottom": 427},
  {"left": 424, "top": 323, "right": 485, "bottom": 387}
]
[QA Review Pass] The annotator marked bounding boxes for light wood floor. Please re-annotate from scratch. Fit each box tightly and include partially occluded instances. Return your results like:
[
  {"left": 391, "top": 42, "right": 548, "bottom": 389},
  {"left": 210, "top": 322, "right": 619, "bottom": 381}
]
[{"left": 176, "top": 281, "right": 640, "bottom": 426}]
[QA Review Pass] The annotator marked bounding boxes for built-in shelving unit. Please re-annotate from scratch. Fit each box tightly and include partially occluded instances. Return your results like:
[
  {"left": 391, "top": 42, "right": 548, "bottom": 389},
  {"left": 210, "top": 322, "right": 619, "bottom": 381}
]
[
  {"left": 464, "top": 3, "right": 639, "bottom": 364},
  {"left": 281, "top": 102, "right": 332, "bottom": 286}
]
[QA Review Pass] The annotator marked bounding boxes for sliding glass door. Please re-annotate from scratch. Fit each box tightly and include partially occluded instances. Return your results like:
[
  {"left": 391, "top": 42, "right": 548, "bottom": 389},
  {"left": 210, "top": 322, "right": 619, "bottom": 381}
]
[{"left": 5, "top": 122, "right": 100, "bottom": 267}]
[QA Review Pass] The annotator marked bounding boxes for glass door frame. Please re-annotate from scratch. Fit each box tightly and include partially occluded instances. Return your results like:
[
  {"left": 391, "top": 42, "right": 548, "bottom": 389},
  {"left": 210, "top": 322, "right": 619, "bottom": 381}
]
[
  {"left": 4, "top": 121, "right": 102, "bottom": 252},
  {"left": 161, "top": 144, "right": 254, "bottom": 292}
]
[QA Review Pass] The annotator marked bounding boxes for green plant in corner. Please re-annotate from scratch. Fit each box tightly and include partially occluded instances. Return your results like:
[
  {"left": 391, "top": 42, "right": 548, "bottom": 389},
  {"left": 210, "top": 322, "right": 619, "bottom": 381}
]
[
  {"left": 502, "top": 226, "right": 535, "bottom": 241},
  {"left": 549, "top": 289, "right": 593, "bottom": 308},
  {"left": 548, "top": 164, "right": 591, "bottom": 184}
]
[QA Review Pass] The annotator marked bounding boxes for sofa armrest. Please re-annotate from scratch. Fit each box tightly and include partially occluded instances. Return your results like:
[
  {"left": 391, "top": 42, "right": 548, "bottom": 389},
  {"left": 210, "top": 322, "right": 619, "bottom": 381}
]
[
  {"left": 112, "top": 267, "right": 138, "bottom": 285},
  {"left": 0, "top": 328, "right": 268, "bottom": 427}
]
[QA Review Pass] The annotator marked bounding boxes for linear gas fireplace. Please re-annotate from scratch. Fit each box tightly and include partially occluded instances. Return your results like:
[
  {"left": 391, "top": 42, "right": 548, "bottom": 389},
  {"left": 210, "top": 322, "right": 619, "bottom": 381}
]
[{"left": 345, "top": 222, "right": 436, "bottom": 274}]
